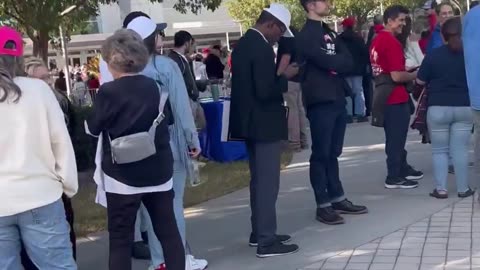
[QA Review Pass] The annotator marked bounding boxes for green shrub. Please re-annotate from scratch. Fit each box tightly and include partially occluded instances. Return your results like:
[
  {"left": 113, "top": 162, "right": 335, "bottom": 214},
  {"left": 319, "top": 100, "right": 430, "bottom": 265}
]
[{"left": 71, "top": 106, "right": 97, "bottom": 171}]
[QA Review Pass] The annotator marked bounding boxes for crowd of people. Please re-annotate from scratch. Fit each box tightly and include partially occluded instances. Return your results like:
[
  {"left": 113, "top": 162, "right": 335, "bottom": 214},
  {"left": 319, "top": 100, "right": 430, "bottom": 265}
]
[{"left": 1, "top": 0, "right": 480, "bottom": 270}]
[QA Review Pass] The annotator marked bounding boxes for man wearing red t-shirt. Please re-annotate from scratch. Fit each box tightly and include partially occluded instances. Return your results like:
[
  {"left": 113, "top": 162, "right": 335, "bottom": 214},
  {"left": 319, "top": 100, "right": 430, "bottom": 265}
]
[{"left": 370, "top": 5, "right": 424, "bottom": 189}]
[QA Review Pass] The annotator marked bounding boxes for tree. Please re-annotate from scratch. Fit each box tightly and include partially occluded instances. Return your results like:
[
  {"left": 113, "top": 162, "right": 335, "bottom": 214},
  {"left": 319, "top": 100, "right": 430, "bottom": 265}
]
[
  {"left": 227, "top": 0, "right": 306, "bottom": 30},
  {"left": 0, "top": 0, "right": 223, "bottom": 63}
]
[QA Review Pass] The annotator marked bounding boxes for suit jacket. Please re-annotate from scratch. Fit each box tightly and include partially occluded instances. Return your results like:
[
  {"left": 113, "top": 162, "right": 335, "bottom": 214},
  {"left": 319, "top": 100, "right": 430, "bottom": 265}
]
[
  {"left": 229, "top": 29, "right": 288, "bottom": 142},
  {"left": 168, "top": 50, "right": 199, "bottom": 101}
]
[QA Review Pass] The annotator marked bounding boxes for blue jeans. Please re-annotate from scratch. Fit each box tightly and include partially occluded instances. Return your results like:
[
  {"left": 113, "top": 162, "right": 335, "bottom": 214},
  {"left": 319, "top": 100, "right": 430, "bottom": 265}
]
[
  {"left": 345, "top": 76, "right": 366, "bottom": 117},
  {"left": 145, "top": 159, "right": 187, "bottom": 266},
  {"left": 307, "top": 100, "right": 347, "bottom": 207},
  {"left": 427, "top": 106, "right": 473, "bottom": 192},
  {"left": 0, "top": 199, "right": 76, "bottom": 270}
]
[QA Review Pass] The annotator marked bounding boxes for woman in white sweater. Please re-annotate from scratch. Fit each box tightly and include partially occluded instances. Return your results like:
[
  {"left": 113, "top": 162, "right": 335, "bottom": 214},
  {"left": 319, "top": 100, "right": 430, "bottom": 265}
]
[{"left": 0, "top": 26, "right": 78, "bottom": 269}]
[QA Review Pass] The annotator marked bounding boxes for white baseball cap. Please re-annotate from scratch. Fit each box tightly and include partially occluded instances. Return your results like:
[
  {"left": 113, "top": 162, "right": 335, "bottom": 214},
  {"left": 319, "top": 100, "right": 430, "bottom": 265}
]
[
  {"left": 127, "top": 16, "right": 167, "bottom": 39},
  {"left": 263, "top": 3, "right": 294, "bottom": 37}
]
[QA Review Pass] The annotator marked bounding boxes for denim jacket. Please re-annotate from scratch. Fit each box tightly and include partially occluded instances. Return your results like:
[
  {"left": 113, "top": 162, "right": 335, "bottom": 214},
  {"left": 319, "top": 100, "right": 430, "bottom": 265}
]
[{"left": 142, "top": 55, "right": 200, "bottom": 182}]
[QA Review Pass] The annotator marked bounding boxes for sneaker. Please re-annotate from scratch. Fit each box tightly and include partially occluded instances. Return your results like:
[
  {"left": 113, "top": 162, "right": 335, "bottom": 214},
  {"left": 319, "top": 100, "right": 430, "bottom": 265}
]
[
  {"left": 356, "top": 116, "right": 369, "bottom": 123},
  {"left": 149, "top": 264, "right": 166, "bottom": 270},
  {"left": 187, "top": 255, "right": 208, "bottom": 270},
  {"left": 249, "top": 234, "right": 292, "bottom": 247},
  {"left": 332, "top": 199, "right": 368, "bottom": 215},
  {"left": 316, "top": 206, "right": 345, "bottom": 225},
  {"left": 458, "top": 188, "right": 475, "bottom": 198},
  {"left": 132, "top": 241, "right": 151, "bottom": 260},
  {"left": 402, "top": 166, "right": 424, "bottom": 180},
  {"left": 256, "top": 241, "right": 299, "bottom": 258},
  {"left": 346, "top": 116, "right": 354, "bottom": 124},
  {"left": 385, "top": 177, "right": 418, "bottom": 189}
]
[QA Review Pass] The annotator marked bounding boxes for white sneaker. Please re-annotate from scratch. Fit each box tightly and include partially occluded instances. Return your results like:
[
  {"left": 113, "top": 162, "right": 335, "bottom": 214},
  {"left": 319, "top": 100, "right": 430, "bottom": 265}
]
[{"left": 187, "top": 255, "right": 208, "bottom": 270}]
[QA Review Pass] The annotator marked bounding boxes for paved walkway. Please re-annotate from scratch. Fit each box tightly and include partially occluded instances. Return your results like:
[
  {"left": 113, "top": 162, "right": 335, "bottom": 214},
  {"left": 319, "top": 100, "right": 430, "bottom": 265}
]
[
  {"left": 302, "top": 196, "right": 480, "bottom": 270},
  {"left": 77, "top": 123, "right": 478, "bottom": 270}
]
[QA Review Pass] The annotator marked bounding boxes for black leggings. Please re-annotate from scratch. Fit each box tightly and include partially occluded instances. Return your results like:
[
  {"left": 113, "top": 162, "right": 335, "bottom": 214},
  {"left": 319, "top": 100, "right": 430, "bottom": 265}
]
[
  {"left": 21, "top": 195, "right": 76, "bottom": 270},
  {"left": 106, "top": 190, "right": 185, "bottom": 270}
]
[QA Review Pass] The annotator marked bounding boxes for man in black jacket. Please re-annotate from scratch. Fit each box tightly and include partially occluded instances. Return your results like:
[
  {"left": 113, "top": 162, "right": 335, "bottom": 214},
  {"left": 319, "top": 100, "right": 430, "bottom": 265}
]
[
  {"left": 229, "top": 3, "right": 300, "bottom": 258},
  {"left": 297, "top": 0, "right": 368, "bottom": 225},
  {"left": 168, "top": 30, "right": 199, "bottom": 101}
]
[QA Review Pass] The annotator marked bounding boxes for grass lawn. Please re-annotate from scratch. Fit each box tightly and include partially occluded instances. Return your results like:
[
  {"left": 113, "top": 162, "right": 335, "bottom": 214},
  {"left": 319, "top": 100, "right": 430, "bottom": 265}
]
[{"left": 72, "top": 151, "right": 293, "bottom": 237}]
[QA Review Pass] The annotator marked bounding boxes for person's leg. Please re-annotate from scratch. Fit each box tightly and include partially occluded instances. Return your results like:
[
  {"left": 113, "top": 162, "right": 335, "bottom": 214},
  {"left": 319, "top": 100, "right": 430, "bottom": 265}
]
[
  {"left": 21, "top": 245, "right": 38, "bottom": 270},
  {"left": 106, "top": 192, "right": 142, "bottom": 270},
  {"left": 326, "top": 102, "right": 346, "bottom": 202},
  {"left": 251, "top": 141, "right": 282, "bottom": 247},
  {"left": 450, "top": 107, "right": 474, "bottom": 193},
  {"left": 296, "top": 85, "right": 309, "bottom": 148},
  {"left": 427, "top": 106, "right": 452, "bottom": 193},
  {"left": 384, "top": 103, "right": 415, "bottom": 187},
  {"left": 20, "top": 199, "right": 77, "bottom": 270},
  {"left": 363, "top": 75, "right": 373, "bottom": 116},
  {"left": 148, "top": 160, "right": 187, "bottom": 267},
  {"left": 307, "top": 104, "right": 337, "bottom": 207},
  {"left": 143, "top": 190, "right": 185, "bottom": 270},
  {"left": 62, "top": 195, "right": 76, "bottom": 260},
  {"left": 246, "top": 141, "right": 259, "bottom": 242},
  {"left": 284, "top": 81, "right": 301, "bottom": 150},
  {"left": 473, "top": 110, "right": 480, "bottom": 179},
  {"left": 352, "top": 76, "right": 366, "bottom": 117},
  {"left": 0, "top": 214, "right": 22, "bottom": 270},
  {"left": 345, "top": 77, "right": 354, "bottom": 118}
]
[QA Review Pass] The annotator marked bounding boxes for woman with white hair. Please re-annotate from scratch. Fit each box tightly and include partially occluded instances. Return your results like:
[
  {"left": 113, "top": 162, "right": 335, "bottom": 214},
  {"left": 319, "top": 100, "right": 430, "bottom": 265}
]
[
  {"left": 0, "top": 26, "right": 78, "bottom": 269},
  {"left": 86, "top": 29, "right": 185, "bottom": 270}
]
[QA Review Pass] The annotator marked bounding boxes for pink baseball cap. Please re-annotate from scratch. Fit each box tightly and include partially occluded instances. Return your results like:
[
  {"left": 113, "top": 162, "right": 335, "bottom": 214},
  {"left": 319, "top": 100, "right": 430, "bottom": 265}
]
[{"left": 0, "top": 26, "right": 23, "bottom": 57}]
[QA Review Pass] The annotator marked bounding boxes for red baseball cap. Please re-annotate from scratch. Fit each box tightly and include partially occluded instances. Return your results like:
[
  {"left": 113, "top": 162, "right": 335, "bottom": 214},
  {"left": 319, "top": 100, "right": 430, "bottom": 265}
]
[
  {"left": 341, "top": 17, "right": 356, "bottom": 28},
  {"left": 0, "top": 26, "right": 23, "bottom": 57}
]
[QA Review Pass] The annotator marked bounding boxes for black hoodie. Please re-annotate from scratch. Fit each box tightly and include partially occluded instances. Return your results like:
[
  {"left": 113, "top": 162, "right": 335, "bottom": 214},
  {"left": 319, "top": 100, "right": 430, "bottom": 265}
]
[{"left": 338, "top": 28, "right": 370, "bottom": 76}]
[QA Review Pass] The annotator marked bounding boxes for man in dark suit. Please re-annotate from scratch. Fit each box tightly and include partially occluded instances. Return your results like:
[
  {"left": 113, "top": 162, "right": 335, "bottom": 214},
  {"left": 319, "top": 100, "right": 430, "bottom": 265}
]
[{"left": 229, "top": 3, "right": 300, "bottom": 258}]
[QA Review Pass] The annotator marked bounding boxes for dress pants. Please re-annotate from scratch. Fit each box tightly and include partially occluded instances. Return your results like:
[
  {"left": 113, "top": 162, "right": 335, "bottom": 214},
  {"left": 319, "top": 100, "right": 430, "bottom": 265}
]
[{"left": 246, "top": 140, "right": 282, "bottom": 248}]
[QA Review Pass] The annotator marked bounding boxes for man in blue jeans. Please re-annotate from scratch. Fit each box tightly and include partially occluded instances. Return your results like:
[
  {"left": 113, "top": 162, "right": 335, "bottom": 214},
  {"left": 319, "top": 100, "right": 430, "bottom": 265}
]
[{"left": 297, "top": 0, "right": 368, "bottom": 225}]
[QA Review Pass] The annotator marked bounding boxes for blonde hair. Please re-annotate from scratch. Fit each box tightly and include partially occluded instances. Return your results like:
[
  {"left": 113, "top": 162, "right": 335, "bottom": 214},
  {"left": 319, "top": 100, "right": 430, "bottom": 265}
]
[
  {"left": 101, "top": 29, "right": 149, "bottom": 74},
  {"left": 24, "top": 57, "right": 47, "bottom": 77}
]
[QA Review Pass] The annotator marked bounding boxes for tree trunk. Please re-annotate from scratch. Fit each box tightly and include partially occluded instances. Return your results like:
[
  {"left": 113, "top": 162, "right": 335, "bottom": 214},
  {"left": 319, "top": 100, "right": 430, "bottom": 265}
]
[{"left": 32, "top": 31, "right": 50, "bottom": 64}]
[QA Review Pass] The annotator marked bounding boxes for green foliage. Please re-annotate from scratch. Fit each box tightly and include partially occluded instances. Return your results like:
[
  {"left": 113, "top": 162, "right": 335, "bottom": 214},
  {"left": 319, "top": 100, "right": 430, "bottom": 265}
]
[
  {"left": 226, "top": 0, "right": 305, "bottom": 30},
  {"left": 0, "top": 0, "right": 223, "bottom": 62}
]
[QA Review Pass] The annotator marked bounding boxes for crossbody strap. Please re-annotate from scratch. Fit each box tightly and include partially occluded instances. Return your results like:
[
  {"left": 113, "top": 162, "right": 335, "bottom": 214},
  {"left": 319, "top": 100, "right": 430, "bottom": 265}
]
[{"left": 148, "top": 82, "right": 170, "bottom": 136}]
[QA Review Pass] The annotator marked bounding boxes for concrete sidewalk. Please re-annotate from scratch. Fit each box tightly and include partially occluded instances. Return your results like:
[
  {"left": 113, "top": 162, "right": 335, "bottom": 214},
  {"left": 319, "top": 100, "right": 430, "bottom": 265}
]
[{"left": 77, "top": 123, "right": 476, "bottom": 270}]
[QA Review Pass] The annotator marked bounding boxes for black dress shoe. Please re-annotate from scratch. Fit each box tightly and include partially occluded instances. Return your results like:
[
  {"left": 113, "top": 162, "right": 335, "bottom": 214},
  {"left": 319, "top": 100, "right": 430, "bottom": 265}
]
[
  {"left": 316, "top": 206, "right": 345, "bottom": 225},
  {"left": 132, "top": 241, "right": 151, "bottom": 260},
  {"left": 249, "top": 234, "right": 291, "bottom": 247},
  {"left": 256, "top": 241, "right": 299, "bottom": 258},
  {"left": 332, "top": 199, "right": 368, "bottom": 215}
]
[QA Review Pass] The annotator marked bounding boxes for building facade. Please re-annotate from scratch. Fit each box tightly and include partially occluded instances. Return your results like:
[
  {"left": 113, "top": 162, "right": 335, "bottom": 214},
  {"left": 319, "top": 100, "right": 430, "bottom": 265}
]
[{"left": 25, "top": 0, "right": 242, "bottom": 69}]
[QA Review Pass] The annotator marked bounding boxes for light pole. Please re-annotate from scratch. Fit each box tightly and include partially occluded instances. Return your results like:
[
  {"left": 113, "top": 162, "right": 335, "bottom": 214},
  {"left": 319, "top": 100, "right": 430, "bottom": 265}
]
[{"left": 59, "top": 5, "right": 78, "bottom": 97}]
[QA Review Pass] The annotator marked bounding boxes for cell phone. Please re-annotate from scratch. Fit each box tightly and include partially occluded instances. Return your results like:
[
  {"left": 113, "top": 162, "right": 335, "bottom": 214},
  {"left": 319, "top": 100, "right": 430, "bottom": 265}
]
[{"left": 408, "top": 66, "right": 420, "bottom": 72}]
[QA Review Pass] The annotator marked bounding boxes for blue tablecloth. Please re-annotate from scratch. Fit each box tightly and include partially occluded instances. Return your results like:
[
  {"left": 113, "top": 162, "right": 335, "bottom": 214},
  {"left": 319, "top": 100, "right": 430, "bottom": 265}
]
[{"left": 199, "top": 99, "right": 248, "bottom": 162}]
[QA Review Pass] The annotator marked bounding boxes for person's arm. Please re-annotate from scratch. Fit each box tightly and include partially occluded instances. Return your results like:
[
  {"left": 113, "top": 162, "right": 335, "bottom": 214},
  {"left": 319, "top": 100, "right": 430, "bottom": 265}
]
[
  {"left": 415, "top": 53, "right": 431, "bottom": 86},
  {"left": 85, "top": 85, "right": 113, "bottom": 137},
  {"left": 386, "top": 40, "right": 418, "bottom": 83},
  {"left": 297, "top": 31, "right": 353, "bottom": 73},
  {"left": 43, "top": 81, "right": 78, "bottom": 198},
  {"left": 252, "top": 47, "right": 288, "bottom": 101},
  {"left": 164, "top": 58, "right": 201, "bottom": 152},
  {"left": 277, "top": 54, "right": 291, "bottom": 76}
]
